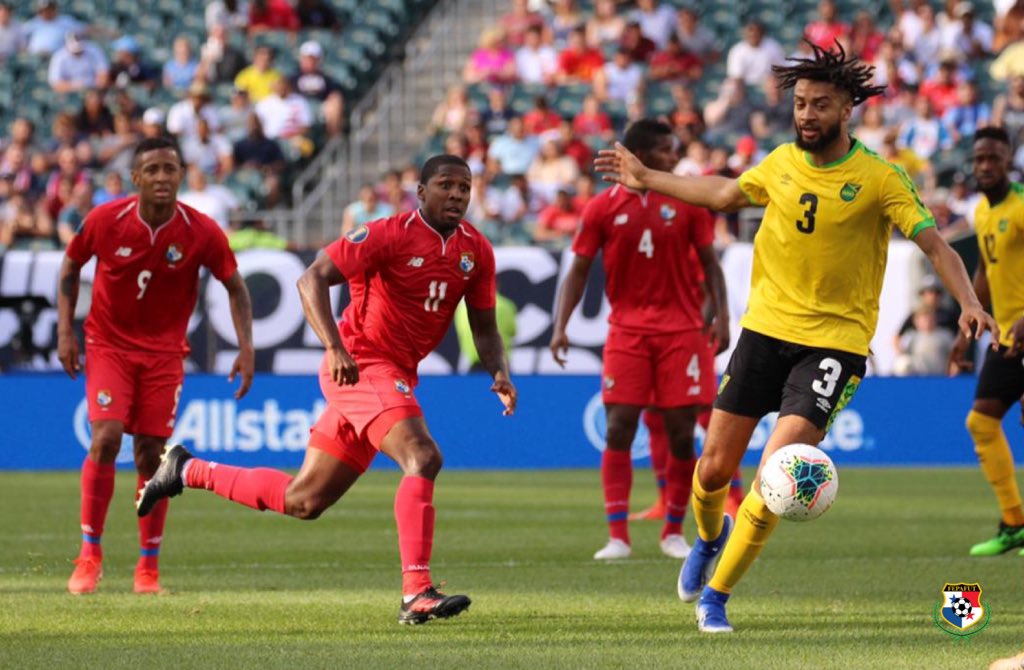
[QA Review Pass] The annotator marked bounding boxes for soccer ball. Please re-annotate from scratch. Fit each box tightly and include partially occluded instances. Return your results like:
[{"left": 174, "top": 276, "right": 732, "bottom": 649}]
[
  {"left": 952, "top": 598, "right": 972, "bottom": 618},
  {"left": 759, "top": 444, "right": 839, "bottom": 521}
]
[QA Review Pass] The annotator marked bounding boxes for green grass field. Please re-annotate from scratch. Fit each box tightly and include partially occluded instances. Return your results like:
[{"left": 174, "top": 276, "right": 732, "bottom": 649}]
[{"left": 1, "top": 468, "right": 1022, "bottom": 669}]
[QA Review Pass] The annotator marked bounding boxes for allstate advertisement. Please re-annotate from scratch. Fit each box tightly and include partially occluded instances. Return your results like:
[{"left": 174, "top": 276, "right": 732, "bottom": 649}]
[{"left": 0, "top": 373, "right": 1007, "bottom": 470}]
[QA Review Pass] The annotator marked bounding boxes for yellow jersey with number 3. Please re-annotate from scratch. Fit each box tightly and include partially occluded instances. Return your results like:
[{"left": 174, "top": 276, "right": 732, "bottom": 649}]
[
  {"left": 736, "top": 139, "right": 935, "bottom": 356},
  {"left": 973, "top": 182, "right": 1024, "bottom": 347}
]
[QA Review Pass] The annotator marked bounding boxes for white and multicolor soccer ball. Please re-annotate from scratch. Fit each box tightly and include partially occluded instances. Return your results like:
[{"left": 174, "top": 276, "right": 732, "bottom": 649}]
[{"left": 760, "top": 444, "right": 839, "bottom": 522}]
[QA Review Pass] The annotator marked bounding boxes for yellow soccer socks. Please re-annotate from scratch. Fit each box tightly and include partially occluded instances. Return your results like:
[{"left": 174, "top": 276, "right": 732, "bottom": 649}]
[
  {"left": 692, "top": 463, "right": 730, "bottom": 542},
  {"left": 967, "top": 410, "right": 1024, "bottom": 526},
  {"left": 708, "top": 489, "right": 779, "bottom": 594}
]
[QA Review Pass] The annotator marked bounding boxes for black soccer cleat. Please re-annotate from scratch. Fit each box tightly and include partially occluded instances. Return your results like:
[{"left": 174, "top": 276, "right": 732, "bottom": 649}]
[
  {"left": 137, "top": 444, "right": 192, "bottom": 517},
  {"left": 398, "top": 586, "right": 471, "bottom": 625}
]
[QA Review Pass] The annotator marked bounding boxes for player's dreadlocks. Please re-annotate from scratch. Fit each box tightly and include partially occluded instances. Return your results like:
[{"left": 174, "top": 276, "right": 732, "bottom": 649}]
[{"left": 771, "top": 41, "right": 885, "bottom": 106}]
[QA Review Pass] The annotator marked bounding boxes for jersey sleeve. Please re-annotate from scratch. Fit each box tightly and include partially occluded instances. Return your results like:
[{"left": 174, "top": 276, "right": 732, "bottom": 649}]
[
  {"left": 203, "top": 223, "right": 239, "bottom": 282},
  {"left": 65, "top": 210, "right": 98, "bottom": 264},
  {"left": 736, "top": 147, "right": 780, "bottom": 206},
  {"left": 324, "top": 219, "right": 391, "bottom": 278},
  {"left": 464, "top": 237, "right": 497, "bottom": 310},
  {"left": 881, "top": 165, "right": 936, "bottom": 239},
  {"left": 572, "top": 197, "right": 605, "bottom": 258}
]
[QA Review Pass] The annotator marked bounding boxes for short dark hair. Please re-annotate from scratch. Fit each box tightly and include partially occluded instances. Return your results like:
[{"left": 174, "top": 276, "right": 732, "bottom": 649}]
[
  {"left": 419, "top": 154, "right": 470, "bottom": 184},
  {"left": 622, "top": 118, "right": 674, "bottom": 154},
  {"left": 974, "top": 126, "right": 1010, "bottom": 146},
  {"left": 132, "top": 136, "right": 184, "bottom": 168},
  {"left": 772, "top": 40, "right": 885, "bottom": 106}
]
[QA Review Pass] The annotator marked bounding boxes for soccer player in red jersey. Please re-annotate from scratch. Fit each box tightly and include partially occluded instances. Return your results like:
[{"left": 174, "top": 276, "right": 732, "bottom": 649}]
[
  {"left": 57, "top": 136, "right": 254, "bottom": 595},
  {"left": 550, "top": 119, "right": 729, "bottom": 561},
  {"left": 137, "top": 155, "right": 516, "bottom": 625}
]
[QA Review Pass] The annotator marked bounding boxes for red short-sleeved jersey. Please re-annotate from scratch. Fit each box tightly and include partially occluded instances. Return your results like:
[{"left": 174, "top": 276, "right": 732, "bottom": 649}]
[
  {"left": 65, "top": 196, "right": 238, "bottom": 355},
  {"left": 325, "top": 210, "right": 497, "bottom": 376},
  {"left": 572, "top": 185, "right": 713, "bottom": 334}
]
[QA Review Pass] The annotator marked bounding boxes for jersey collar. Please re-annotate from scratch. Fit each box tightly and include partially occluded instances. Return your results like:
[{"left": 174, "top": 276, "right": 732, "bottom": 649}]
[{"left": 802, "top": 136, "right": 862, "bottom": 169}]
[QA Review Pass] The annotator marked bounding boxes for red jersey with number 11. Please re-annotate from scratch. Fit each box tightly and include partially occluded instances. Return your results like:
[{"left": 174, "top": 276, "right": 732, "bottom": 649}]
[
  {"left": 325, "top": 210, "right": 496, "bottom": 377},
  {"left": 572, "top": 185, "right": 713, "bottom": 334}
]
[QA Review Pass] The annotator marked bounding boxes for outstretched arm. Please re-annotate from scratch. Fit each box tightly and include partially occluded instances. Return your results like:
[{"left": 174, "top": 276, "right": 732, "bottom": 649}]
[
  {"left": 467, "top": 304, "right": 517, "bottom": 416},
  {"left": 297, "top": 253, "right": 359, "bottom": 385},
  {"left": 594, "top": 143, "right": 751, "bottom": 212},
  {"left": 57, "top": 256, "right": 83, "bottom": 379},
  {"left": 697, "top": 245, "right": 730, "bottom": 354},
  {"left": 222, "top": 271, "right": 255, "bottom": 399},
  {"left": 914, "top": 228, "right": 998, "bottom": 342},
  {"left": 549, "top": 254, "right": 594, "bottom": 367}
]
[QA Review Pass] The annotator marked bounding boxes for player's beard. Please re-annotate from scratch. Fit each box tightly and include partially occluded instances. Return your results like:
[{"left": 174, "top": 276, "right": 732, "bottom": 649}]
[{"left": 794, "top": 119, "right": 842, "bottom": 153}]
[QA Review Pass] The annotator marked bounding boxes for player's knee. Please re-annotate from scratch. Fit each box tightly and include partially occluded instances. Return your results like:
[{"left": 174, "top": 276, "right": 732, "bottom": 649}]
[
  {"left": 88, "top": 433, "right": 122, "bottom": 463},
  {"left": 287, "top": 492, "right": 331, "bottom": 520},
  {"left": 399, "top": 439, "right": 443, "bottom": 479},
  {"left": 605, "top": 415, "right": 638, "bottom": 451},
  {"left": 697, "top": 451, "right": 732, "bottom": 490},
  {"left": 966, "top": 410, "right": 998, "bottom": 442}
]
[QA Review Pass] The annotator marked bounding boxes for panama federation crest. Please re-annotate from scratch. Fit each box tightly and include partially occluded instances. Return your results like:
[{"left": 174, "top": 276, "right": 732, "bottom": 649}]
[
  {"left": 933, "top": 582, "right": 989, "bottom": 639},
  {"left": 97, "top": 390, "right": 113, "bottom": 408},
  {"left": 839, "top": 182, "right": 862, "bottom": 202},
  {"left": 346, "top": 225, "right": 369, "bottom": 243},
  {"left": 459, "top": 252, "right": 475, "bottom": 274},
  {"left": 659, "top": 204, "right": 676, "bottom": 222},
  {"left": 165, "top": 243, "right": 183, "bottom": 264},
  {"left": 394, "top": 379, "right": 411, "bottom": 395}
]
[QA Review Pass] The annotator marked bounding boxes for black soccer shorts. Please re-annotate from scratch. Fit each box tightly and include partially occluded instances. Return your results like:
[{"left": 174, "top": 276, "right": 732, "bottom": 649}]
[
  {"left": 975, "top": 345, "right": 1024, "bottom": 410},
  {"left": 714, "top": 328, "right": 867, "bottom": 431}
]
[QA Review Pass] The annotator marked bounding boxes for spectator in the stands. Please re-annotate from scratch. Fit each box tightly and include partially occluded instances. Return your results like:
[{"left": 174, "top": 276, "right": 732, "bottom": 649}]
[
  {"left": 881, "top": 129, "right": 934, "bottom": 189},
  {"left": 489, "top": 116, "right": 540, "bottom": 176},
  {"left": 112, "top": 88, "right": 142, "bottom": 123},
  {"left": 292, "top": 40, "right": 345, "bottom": 137},
  {"left": 342, "top": 184, "right": 394, "bottom": 236},
  {"left": 48, "top": 31, "right": 109, "bottom": 93},
  {"left": 572, "top": 94, "right": 613, "bottom": 141},
  {"left": 199, "top": 23, "right": 248, "bottom": 84},
  {"left": 141, "top": 107, "right": 166, "bottom": 139},
  {"left": 206, "top": 0, "right": 250, "bottom": 32},
  {"left": 1, "top": 118, "right": 37, "bottom": 158},
  {"left": 248, "top": 0, "right": 300, "bottom": 34},
  {"left": 56, "top": 180, "right": 91, "bottom": 246},
  {"left": 855, "top": 102, "right": 888, "bottom": 152},
  {"left": 432, "top": 85, "right": 474, "bottom": 135},
  {"left": 295, "top": 0, "right": 341, "bottom": 30},
  {"left": 871, "top": 34, "right": 920, "bottom": 92},
  {"left": 43, "top": 145, "right": 87, "bottom": 219},
  {"left": 0, "top": 145, "right": 38, "bottom": 198},
  {"left": 234, "top": 45, "right": 283, "bottom": 102},
  {"left": 558, "top": 119, "right": 592, "bottom": 172},
  {"left": 219, "top": 87, "right": 254, "bottom": 142},
  {"left": 573, "top": 173, "right": 595, "bottom": 210},
  {"left": 899, "top": 95, "right": 953, "bottom": 160},
  {"left": 0, "top": 194, "right": 56, "bottom": 251},
  {"left": 500, "top": 0, "right": 545, "bottom": 49},
  {"left": 944, "top": 81, "right": 990, "bottom": 142},
  {"left": 233, "top": 112, "right": 285, "bottom": 172},
  {"left": 43, "top": 112, "right": 78, "bottom": 156},
  {"left": 666, "top": 84, "right": 705, "bottom": 142},
  {"left": 91, "top": 169, "right": 127, "bottom": 207},
  {"left": 229, "top": 219, "right": 290, "bottom": 251},
  {"left": 523, "top": 96, "right": 561, "bottom": 137},
  {"left": 751, "top": 80, "right": 792, "bottom": 140},
  {"left": 163, "top": 36, "right": 200, "bottom": 93},
  {"left": 704, "top": 78, "right": 756, "bottom": 144},
  {"left": 534, "top": 187, "right": 582, "bottom": 246},
  {"left": 940, "top": 1, "right": 992, "bottom": 60},
  {"left": 619, "top": 21, "right": 655, "bottom": 63},
  {"left": 108, "top": 36, "right": 159, "bottom": 89},
  {"left": 255, "top": 77, "right": 312, "bottom": 156},
  {"left": 0, "top": 3, "right": 25, "bottom": 60},
  {"left": 849, "top": 11, "right": 885, "bottom": 61},
  {"left": 912, "top": 2, "right": 944, "bottom": 66},
  {"left": 550, "top": 0, "right": 584, "bottom": 50},
  {"left": 557, "top": 27, "right": 605, "bottom": 84},
  {"left": 464, "top": 123, "right": 489, "bottom": 173},
  {"left": 675, "top": 8, "right": 718, "bottom": 64},
  {"left": 178, "top": 165, "right": 240, "bottom": 230},
  {"left": 378, "top": 170, "right": 416, "bottom": 212},
  {"left": 527, "top": 138, "right": 580, "bottom": 203},
  {"left": 631, "top": 0, "right": 676, "bottom": 49},
  {"left": 515, "top": 25, "right": 559, "bottom": 86},
  {"left": 23, "top": 0, "right": 82, "bottom": 56},
  {"left": 805, "top": 0, "right": 849, "bottom": 51},
  {"left": 75, "top": 90, "right": 114, "bottom": 138},
  {"left": 463, "top": 27, "right": 517, "bottom": 85},
  {"left": 594, "top": 46, "right": 644, "bottom": 104},
  {"left": 182, "top": 117, "right": 233, "bottom": 177},
  {"left": 480, "top": 87, "right": 514, "bottom": 139},
  {"left": 586, "top": 0, "right": 625, "bottom": 49},
  {"left": 674, "top": 138, "right": 711, "bottom": 176},
  {"left": 727, "top": 135, "right": 764, "bottom": 173},
  {"left": 167, "top": 81, "right": 222, "bottom": 142},
  {"left": 648, "top": 33, "right": 702, "bottom": 83},
  {"left": 920, "top": 54, "right": 962, "bottom": 117},
  {"left": 726, "top": 21, "right": 785, "bottom": 87}
]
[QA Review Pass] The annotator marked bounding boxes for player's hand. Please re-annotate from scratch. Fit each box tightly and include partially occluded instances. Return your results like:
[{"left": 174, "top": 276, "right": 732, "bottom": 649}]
[
  {"left": 228, "top": 346, "right": 255, "bottom": 399},
  {"left": 1004, "top": 317, "right": 1024, "bottom": 359},
  {"left": 594, "top": 142, "right": 649, "bottom": 190},
  {"left": 491, "top": 374, "right": 517, "bottom": 416},
  {"left": 549, "top": 329, "right": 570, "bottom": 368},
  {"left": 958, "top": 303, "right": 1000, "bottom": 347},
  {"left": 57, "top": 329, "right": 81, "bottom": 380},
  {"left": 328, "top": 345, "right": 359, "bottom": 386},
  {"left": 947, "top": 331, "right": 973, "bottom": 375},
  {"left": 705, "top": 313, "right": 731, "bottom": 355}
]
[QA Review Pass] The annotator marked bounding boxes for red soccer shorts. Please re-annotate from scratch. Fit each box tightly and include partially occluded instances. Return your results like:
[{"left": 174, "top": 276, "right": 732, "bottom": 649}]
[
  {"left": 309, "top": 357, "right": 424, "bottom": 473},
  {"left": 85, "top": 345, "right": 184, "bottom": 437},
  {"left": 603, "top": 327, "right": 716, "bottom": 408}
]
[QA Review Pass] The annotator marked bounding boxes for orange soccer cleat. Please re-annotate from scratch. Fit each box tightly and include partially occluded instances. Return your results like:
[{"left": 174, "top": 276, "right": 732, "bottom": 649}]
[
  {"left": 629, "top": 499, "right": 666, "bottom": 521},
  {"left": 67, "top": 557, "right": 103, "bottom": 595},
  {"left": 133, "top": 567, "right": 164, "bottom": 595}
]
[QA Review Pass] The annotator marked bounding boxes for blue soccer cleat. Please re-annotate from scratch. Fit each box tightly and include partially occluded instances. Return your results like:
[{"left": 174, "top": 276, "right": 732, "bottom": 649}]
[
  {"left": 696, "top": 586, "right": 734, "bottom": 633},
  {"left": 678, "top": 514, "right": 733, "bottom": 602}
]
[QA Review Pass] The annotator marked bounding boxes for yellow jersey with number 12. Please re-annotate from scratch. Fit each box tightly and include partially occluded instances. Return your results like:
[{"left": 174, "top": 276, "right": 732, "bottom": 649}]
[
  {"left": 736, "top": 139, "right": 935, "bottom": 356},
  {"left": 974, "top": 182, "right": 1024, "bottom": 347}
]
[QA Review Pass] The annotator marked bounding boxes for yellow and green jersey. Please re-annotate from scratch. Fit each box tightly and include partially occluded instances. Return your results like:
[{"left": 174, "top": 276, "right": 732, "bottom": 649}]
[
  {"left": 974, "top": 182, "right": 1024, "bottom": 347},
  {"left": 737, "top": 138, "right": 935, "bottom": 356}
]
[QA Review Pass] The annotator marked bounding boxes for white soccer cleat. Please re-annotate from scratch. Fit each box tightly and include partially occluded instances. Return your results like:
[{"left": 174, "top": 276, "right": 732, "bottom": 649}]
[
  {"left": 593, "top": 538, "right": 631, "bottom": 560},
  {"left": 659, "top": 534, "right": 691, "bottom": 559}
]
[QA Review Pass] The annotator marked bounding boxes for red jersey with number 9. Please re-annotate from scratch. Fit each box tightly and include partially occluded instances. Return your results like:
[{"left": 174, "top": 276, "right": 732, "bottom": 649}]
[
  {"left": 572, "top": 185, "right": 713, "bottom": 334},
  {"left": 325, "top": 210, "right": 496, "bottom": 377},
  {"left": 65, "top": 197, "right": 238, "bottom": 355}
]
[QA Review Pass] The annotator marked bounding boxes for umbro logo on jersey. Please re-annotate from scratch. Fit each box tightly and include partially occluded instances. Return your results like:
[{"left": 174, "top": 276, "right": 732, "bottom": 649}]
[
  {"left": 816, "top": 397, "right": 832, "bottom": 413},
  {"left": 613, "top": 214, "right": 629, "bottom": 225},
  {"left": 407, "top": 257, "right": 424, "bottom": 267},
  {"left": 115, "top": 247, "right": 132, "bottom": 257},
  {"left": 780, "top": 173, "right": 792, "bottom": 185}
]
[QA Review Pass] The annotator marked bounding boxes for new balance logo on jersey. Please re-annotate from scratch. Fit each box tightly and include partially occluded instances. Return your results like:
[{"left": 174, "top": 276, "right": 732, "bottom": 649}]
[
  {"left": 687, "top": 385, "right": 701, "bottom": 396},
  {"left": 407, "top": 257, "right": 424, "bottom": 267},
  {"left": 115, "top": 247, "right": 132, "bottom": 257},
  {"left": 614, "top": 214, "right": 629, "bottom": 225}
]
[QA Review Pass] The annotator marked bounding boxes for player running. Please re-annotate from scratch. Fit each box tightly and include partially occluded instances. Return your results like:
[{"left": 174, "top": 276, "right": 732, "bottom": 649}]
[
  {"left": 949, "top": 127, "right": 1024, "bottom": 557},
  {"left": 596, "top": 42, "right": 997, "bottom": 632},
  {"left": 57, "top": 136, "right": 254, "bottom": 595},
  {"left": 551, "top": 119, "right": 729, "bottom": 561},
  {"left": 137, "top": 155, "right": 516, "bottom": 625}
]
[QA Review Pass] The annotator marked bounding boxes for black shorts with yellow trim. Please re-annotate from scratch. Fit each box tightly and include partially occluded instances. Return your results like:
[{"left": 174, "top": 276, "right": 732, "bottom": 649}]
[{"left": 714, "top": 328, "right": 867, "bottom": 431}]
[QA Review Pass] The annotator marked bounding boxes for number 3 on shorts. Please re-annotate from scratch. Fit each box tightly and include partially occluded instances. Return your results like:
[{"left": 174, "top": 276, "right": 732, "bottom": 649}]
[{"left": 811, "top": 358, "right": 842, "bottom": 397}]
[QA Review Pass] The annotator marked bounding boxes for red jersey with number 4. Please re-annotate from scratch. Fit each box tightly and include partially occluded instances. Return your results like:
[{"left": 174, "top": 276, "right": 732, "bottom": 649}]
[
  {"left": 573, "top": 185, "right": 713, "bottom": 334},
  {"left": 65, "top": 196, "right": 238, "bottom": 355},
  {"left": 325, "top": 210, "right": 496, "bottom": 376}
]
